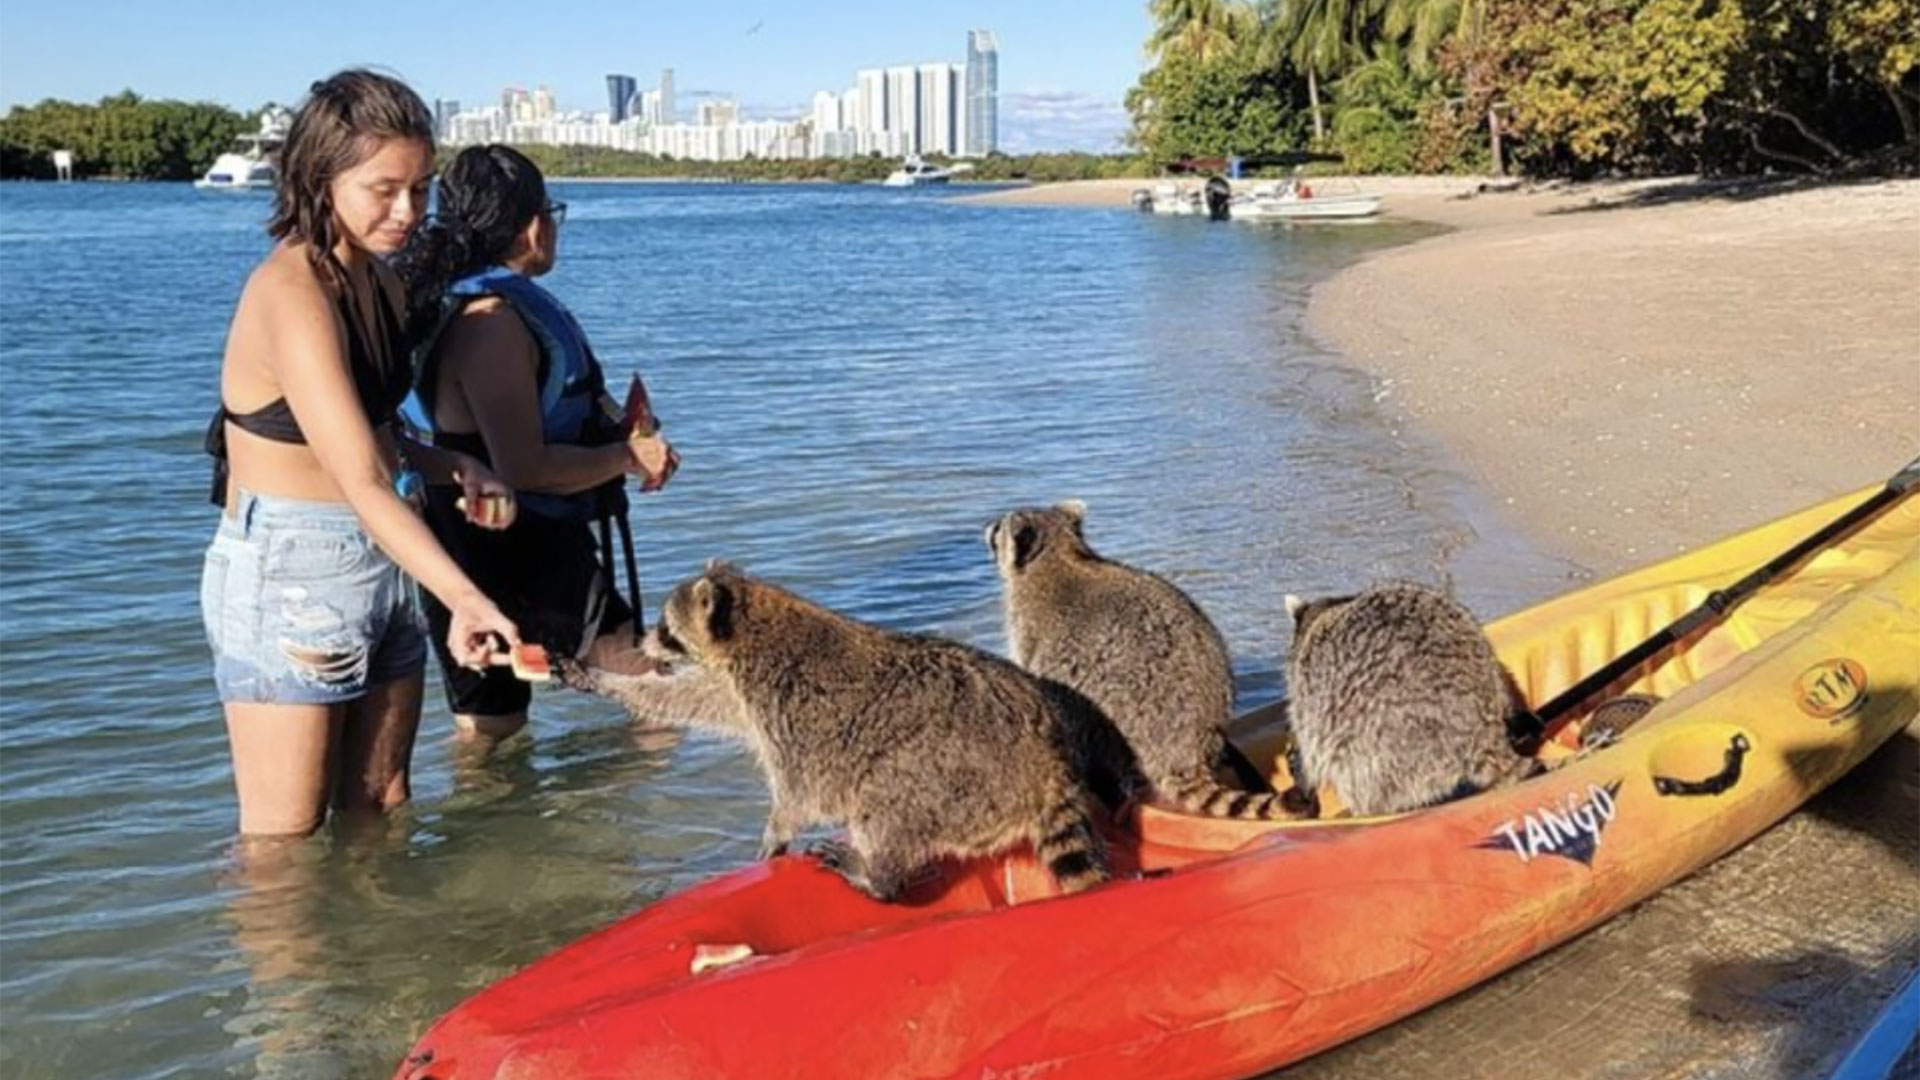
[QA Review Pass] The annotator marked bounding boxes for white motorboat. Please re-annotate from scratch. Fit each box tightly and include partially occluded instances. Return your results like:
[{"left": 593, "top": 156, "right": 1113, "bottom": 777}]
[
  {"left": 1231, "top": 178, "right": 1382, "bottom": 221},
  {"left": 195, "top": 107, "right": 290, "bottom": 191},
  {"left": 1133, "top": 178, "right": 1235, "bottom": 220},
  {"left": 881, "top": 154, "right": 974, "bottom": 187},
  {"left": 1134, "top": 181, "right": 1200, "bottom": 215}
]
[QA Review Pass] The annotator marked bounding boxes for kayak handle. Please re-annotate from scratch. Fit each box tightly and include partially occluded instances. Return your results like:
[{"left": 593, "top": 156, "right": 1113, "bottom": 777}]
[{"left": 1653, "top": 733, "right": 1751, "bottom": 797}]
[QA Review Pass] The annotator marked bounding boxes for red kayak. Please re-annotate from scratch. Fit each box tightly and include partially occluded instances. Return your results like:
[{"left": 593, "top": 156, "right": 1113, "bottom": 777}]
[{"left": 394, "top": 485, "right": 1920, "bottom": 1080}]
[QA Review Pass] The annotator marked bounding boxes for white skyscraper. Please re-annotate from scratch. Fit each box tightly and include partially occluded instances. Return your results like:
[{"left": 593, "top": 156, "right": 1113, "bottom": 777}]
[
  {"left": 965, "top": 29, "right": 998, "bottom": 156},
  {"left": 856, "top": 69, "right": 887, "bottom": 137},
  {"left": 696, "top": 99, "right": 740, "bottom": 127},
  {"left": 841, "top": 87, "right": 864, "bottom": 137},
  {"left": 639, "top": 89, "right": 664, "bottom": 127},
  {"left": 659, "top": 68, "right": 676, "bottom": 124},
  {"left": 917, "top": 63, "right": 959, "bottom": 156},
  {"left": 811, "top": 90, "right": 840, "bottom": 134},
  {"left": 885, "top": 66, "right": 919, "bottom": 149}
]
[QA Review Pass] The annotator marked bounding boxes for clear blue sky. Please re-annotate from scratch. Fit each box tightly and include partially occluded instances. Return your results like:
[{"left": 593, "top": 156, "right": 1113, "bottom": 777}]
[{"left": 0, "top": 1, "right": 1153, "bottom": 152}]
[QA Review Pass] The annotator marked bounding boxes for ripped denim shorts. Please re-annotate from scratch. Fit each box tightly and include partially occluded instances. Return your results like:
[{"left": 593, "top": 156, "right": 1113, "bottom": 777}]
[{"left": 201, "top": 489, "right": 425, "bottom": 705}]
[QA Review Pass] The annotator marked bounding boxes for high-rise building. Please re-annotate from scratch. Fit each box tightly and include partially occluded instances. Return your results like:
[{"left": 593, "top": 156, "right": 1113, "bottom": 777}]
[
  {"left": 607, "top": 74, "right": 637, "bottom": 123},
  {"left": 811, "top": 90, "right": 840, "bottom": 134},
  {"left": 917, "top": 63, "right": 960, "bottom": 156},
  {"left": 856, "top": 69, "right": 887, "bottom": 137},
  {"left": 502, "top": 86, "right": 531, "bottom": 123},
  {"left": 965, "top": 29, "right": 998, "bottom": 156},
  {"left": 433, "top": 98, "right": 461, "bottom": 141},
  {"left": 885, "top": 66, "right": 919, "bottom": 149},
  {"left": 532, "top": 86, "right": 556, "bottom": 121},
  {"left": 840, "top": 87, "right": 863, "bottom": 140},
  {"left": 696, "top": 98, "right": 740, "bottom": 127},
  {"left": 659, "top": 69, "right": 676, "bottom": 125}
]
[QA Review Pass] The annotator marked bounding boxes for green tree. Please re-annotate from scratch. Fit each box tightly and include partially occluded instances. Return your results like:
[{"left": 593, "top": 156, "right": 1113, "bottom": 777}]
[
  {"left": 1263, "top": 0, "right": 1389, "bottom": 140},
  {"left": 1147, "top": 0, "right": 1262, "bottom": 62},
  {"left": 0, "top": 92, "right": 246, "bottom": 180},
  {"left": 1127, "top": 47, "right": 1307, "bottom": 162}
]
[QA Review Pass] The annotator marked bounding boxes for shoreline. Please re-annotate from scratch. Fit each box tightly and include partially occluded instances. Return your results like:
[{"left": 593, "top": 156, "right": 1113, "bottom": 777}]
[
  {"left": 977, "top": 172, "right": 1920, "bottom": 1079},
  {"left": 965, "top": 175, "right": 1919, "bottom": 574},
  {"left": 1291, "top": 176, "right": 1920, "bottom": 1077}
]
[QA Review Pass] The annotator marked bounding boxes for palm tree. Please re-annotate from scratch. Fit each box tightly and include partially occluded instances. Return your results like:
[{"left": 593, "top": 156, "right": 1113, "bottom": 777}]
[
  {"left": 1146, "top": 0, "right": 1261, "bottom": 64},
  {"left": 1263, "top": 0, "right": 1383, "bottom": 141},
  {"left": 1382, "top": 0, "right": 1486, "bottom": 73}
]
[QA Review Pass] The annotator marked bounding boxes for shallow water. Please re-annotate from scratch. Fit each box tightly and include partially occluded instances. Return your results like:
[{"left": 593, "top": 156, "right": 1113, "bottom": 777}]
[{"left": 0, "top": 181, "right": 1577, "bottom": 1078}]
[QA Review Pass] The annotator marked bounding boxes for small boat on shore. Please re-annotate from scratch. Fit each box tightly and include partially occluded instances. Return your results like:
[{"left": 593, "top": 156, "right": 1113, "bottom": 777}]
[
  {"left": 1232, "top": 177, "right": 1382, "bottom": 221},
  {"left": 1136, "top": 177, "right": 1235, "bottom": 220},
  {"left": 394, "top": 471, "right": 1919, "bottom": 1080}
]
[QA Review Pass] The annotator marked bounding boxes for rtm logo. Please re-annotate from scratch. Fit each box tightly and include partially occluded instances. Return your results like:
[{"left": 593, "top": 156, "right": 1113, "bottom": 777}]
[{"left": 1474, "top": 781, "right": 1623, "bottom": 866}]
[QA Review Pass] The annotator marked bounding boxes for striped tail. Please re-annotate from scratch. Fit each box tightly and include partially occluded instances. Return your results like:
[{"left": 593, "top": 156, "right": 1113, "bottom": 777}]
[
  {"left": 1163, "top": 773, "right": 1293, "bottom": 820},
  {"left": 1033, "top": 795, "right": 1110, "bottom": 894}
]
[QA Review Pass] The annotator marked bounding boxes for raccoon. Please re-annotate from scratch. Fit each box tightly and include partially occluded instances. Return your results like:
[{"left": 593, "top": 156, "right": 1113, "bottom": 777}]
[
  {"left": 987, "top": 502, "right": 1292, "bottom": 820},
  {"left": 637, "top": 561, "right": 1111, "bottom": 901},
  {"left": 1283, "top": 582, "right": 1538, "bottom": 817}
]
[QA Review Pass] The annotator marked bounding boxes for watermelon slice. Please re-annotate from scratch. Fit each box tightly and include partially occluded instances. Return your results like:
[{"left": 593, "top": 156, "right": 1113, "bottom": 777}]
[
  {"left": 489, "top": 643, "right": 552, "bottom": 682},
  {"left": 622, "top": 374, "right": 660, "bottom": 438}
]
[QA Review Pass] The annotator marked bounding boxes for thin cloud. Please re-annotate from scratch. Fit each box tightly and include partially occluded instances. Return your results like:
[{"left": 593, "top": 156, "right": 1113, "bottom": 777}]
[{"left": 998, "top": 89, "right": 1129, "bottom": 154}]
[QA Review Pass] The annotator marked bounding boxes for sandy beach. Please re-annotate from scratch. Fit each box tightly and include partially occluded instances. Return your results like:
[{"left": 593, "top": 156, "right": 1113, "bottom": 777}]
[{"left": 967, "top": 176, "right": 1920, "bottom": 1077}]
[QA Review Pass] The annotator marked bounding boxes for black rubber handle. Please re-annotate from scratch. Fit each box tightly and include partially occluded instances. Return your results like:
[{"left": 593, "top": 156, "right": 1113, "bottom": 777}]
[{"left": 1653, "top": 734, "right": 1751, "bottom": 797}]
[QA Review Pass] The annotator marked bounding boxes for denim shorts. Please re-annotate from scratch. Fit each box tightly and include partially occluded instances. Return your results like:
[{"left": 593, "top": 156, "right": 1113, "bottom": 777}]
[{"left": 201, "top": 490, "right": 425, "bottom": 705}]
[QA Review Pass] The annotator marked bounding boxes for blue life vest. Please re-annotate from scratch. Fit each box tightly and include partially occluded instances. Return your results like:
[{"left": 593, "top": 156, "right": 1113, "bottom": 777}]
[{"left": 404, "top": 267, "right": 624, "bottom": 523}]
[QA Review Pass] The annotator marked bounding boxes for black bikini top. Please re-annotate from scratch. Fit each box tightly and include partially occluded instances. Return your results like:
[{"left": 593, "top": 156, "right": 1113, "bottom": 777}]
[{"left": 204, "top": 277, "right": 411, "bottom": 506}]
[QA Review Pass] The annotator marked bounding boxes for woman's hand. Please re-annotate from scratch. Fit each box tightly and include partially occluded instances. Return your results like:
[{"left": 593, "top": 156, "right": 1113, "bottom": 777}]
[
  {"left": 447, "top": 594, "right": 520, "bottom": 672},
  {"left": 627, "top": 432, "right": 680, "bottom": 493},
  {"left": 452, "top": 463, "right": 518, "bottom": 530}
]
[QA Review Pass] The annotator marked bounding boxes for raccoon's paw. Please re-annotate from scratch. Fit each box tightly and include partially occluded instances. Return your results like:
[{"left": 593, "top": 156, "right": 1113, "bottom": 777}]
[
  {"left": 807, "top": 840, "right": 900, "bottom": 899},
  {"left": 808, "top": 838, "right": 859, "bottom": 873},
  {"left": 757, "top": 838, "right": 791, "bottom": 861},
  {"left": 1281, "top": 785, "right": 1321, "bottom": 819},
  {"left": 552, "top": 656, "right": 599, "bottom": 694}
]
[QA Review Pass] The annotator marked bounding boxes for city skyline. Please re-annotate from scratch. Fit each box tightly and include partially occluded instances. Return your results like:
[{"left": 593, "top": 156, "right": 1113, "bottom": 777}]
[
  {"left": 0, "top": 2, "right": 1144, "bottom": 153},
  {"left": 446, "top": 34, "right": 996, "bottom": 164}
]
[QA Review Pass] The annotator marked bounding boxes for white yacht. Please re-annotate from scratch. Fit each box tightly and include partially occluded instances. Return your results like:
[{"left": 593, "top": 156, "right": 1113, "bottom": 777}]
[
  {"left": 195, "top": 107, "right": 291, "bottom": 191},
  {"left": 881, "top": 154, "right": 974, "bottom": 187}
]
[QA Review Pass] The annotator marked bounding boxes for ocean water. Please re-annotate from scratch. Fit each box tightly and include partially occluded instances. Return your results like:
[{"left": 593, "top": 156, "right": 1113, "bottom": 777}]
[{"left": 0, "top": 181, "right": 1577, "bottom": 1078}]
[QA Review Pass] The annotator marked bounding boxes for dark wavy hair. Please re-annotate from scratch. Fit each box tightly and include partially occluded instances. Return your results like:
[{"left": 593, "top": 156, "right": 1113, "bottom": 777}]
[
  {"left": 268, "top": 69, "right": 434, "bottom": 286},
  {"left": 393, "top": 144, "right": 549, "bottom": 341}
]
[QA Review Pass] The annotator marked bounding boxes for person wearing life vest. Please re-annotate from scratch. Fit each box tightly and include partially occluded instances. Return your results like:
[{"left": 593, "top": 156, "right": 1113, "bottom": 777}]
[{"left": 396, "top": 145, "right": 677, "bottom": 749}]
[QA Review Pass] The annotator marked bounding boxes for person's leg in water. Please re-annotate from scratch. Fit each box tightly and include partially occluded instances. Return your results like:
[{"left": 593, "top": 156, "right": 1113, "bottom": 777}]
[
  {"left": 336, "top": 673, "right": 425, "bottom": 813},
  {"left": 334, "top": 595, "right": 430, "bottom": 804},
  {"left": 225, "top": 702, "right": 341, "bottom": 837}
]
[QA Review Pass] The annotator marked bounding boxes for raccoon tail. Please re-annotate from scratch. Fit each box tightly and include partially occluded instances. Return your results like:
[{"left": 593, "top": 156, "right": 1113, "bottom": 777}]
[
  {"left": 1163, "top": 773, "right": 1293, "bottom": 820},
  {"left": 1034, "top": 795, "right": 1110, "bottom": 894}
]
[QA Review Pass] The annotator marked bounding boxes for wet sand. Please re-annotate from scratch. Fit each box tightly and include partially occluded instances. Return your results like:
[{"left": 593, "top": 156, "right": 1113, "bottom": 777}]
[{"left": 971, "top": 176, "right": 1920, "bottom": 1076}]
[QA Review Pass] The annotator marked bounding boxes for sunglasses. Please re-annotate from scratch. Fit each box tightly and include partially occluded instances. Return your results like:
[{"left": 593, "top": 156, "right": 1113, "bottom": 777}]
[{"left": 544, "top": 200, "right": 568, "bottom": 226}]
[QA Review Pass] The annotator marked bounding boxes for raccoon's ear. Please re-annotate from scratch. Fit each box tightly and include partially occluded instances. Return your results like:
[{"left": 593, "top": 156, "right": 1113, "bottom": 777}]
[
  {"left": 1057, "top": 499, "right": 1087, "bottom": 526},
  {"left": 1284, "top": 593, "right": 1307, "bottom": 621},
  {"left": 1011, "top": 524, "right": 1042, "bottom": 570},
  {"left": 983, "top": 518, "right": 1001, "bottom": 553},
  {"left": 695, "top": 575, "right": 737, "bottom": 641}
]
